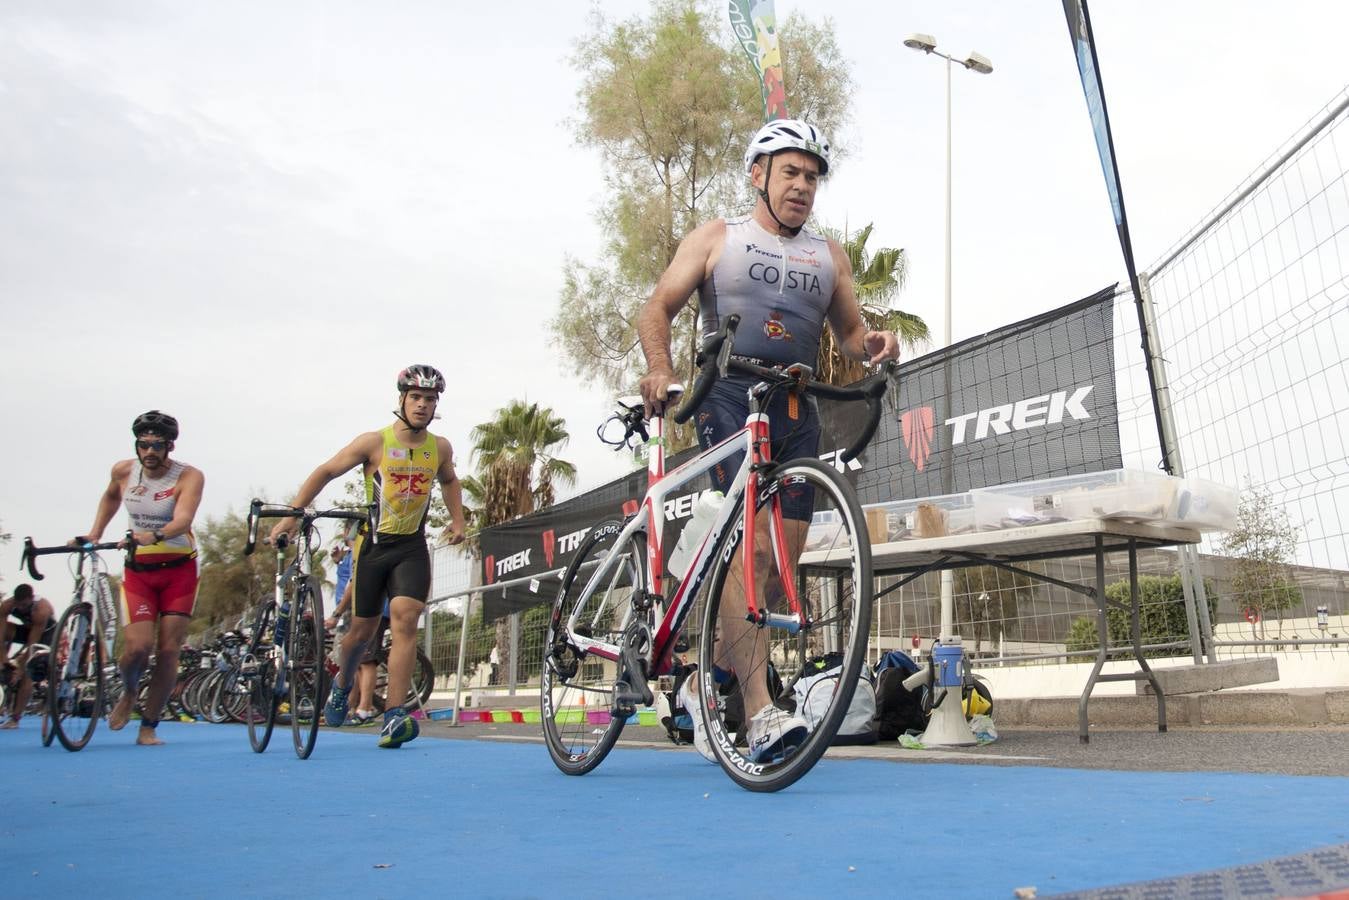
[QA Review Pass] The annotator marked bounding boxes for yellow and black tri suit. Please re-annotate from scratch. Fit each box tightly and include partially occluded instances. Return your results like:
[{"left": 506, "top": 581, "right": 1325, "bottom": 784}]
[{"left": 353, "top": 426, "right": 437, "bottom": 617}]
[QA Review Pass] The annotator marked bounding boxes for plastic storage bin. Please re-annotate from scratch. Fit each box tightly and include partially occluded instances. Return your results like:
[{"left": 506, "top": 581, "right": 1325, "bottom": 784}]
[
  {"left": 1172, "top": 477, "right": 1240, "bottom": 531},
  {"left": 1053, "top": 469, "right": 1180, "bottom": 523}
]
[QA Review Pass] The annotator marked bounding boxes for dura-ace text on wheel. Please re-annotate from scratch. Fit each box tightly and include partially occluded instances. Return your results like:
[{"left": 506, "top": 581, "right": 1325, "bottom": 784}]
[{"left": 696, "top": 457, "right": 874, "bottom": 792}]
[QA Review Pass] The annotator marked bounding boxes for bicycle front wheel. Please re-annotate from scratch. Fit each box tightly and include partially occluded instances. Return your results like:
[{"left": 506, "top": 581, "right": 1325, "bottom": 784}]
[
  {"left": 697, "top": 457, "right": 873, "bottom": 792},
  {"left": 50, "top": 604, "right": 106, "bottom": 752},
  {"left": 245, "top": 602, "right": 278, "bottom": 752},
  {"left": 289, "top": 579, "right": 325, "bottom": 759},
  {"left": 541, "top": 520, "right": 645, "bottom": 776}
]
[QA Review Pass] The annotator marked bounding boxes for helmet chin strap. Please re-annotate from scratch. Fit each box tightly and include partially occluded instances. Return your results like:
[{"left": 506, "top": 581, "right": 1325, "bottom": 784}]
[
  {"left": 393, "top": 392, "right": 440, "bottom": 431},
  {"left": 757, "top": 155, "right": 803, "bottom": 237}
]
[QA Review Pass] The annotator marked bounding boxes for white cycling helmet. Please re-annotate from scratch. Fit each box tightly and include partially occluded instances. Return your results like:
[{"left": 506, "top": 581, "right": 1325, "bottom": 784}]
[{"left": 744, "top": 118, "right": 831, "bottom": 176}]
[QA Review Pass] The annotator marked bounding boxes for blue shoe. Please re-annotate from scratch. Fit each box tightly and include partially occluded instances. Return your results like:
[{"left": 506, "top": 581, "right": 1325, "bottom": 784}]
[
  {"left": 324, "top": 682, "right": 350, "bottom": 727},
  {"left": 378, "top": 707, "right": 419, "bottom": 749}
]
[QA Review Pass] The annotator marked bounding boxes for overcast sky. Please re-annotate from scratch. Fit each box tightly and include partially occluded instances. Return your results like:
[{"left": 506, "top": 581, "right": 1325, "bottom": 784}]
[{"left": 3, "top": 0, "right": 1346, "bottom": 605}]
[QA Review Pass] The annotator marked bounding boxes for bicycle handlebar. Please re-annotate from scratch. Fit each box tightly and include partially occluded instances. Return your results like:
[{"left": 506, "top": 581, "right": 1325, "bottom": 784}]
[
  {"left": 244, "top": 499, "right": 368, "bottom": 556},
  {"left": 668, "top": 315, "right": 897, "bottom": 463},
  {"left": 20, "top": 532, "right": 135, "bottom": 581}
]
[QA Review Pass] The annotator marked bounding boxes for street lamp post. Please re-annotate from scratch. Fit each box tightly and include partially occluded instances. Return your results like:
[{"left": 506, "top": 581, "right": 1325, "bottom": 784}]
[{"left": 904, "top": 33, "right": 992, "bottom": 747}]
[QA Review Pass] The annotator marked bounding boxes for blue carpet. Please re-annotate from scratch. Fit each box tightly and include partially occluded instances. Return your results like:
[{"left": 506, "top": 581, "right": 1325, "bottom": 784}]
[{"left": 4, "top": 720, "right": 1348, "bottom": 898}]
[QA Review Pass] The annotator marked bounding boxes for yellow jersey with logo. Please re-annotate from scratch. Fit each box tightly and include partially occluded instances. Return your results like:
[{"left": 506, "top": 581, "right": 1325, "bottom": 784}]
[{"left": 366, "top": 427, "right": 438, "bottom": 537}]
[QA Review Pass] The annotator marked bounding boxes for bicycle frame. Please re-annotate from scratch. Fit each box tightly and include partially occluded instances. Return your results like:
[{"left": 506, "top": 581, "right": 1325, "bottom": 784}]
[
  {"left": 243, "top": 502, "right": 368, "bottom": 697},
  {"left": 21, "top": 535, "right": 127, "bottom": 692},
  {"left": 562, "top": 385, "right": 804, "bottom": 681}
]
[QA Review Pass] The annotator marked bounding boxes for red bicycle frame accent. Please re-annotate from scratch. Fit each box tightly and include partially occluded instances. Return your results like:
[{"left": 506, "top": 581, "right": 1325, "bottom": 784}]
[{"left": 563, "top": 394, "right": 807, "bottom": 680}]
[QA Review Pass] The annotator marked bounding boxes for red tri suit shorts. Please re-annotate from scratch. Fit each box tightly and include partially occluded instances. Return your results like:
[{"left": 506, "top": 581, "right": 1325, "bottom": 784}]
[{"left": 121, "top": 556, "right": 199, "bottom": 624}]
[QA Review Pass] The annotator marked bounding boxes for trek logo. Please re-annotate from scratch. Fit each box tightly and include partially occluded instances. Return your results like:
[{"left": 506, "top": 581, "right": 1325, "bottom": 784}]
[
  {"left": 492, "top": 549, "right": 532, "bottom": 579},
  {"left": 542, "top": 525, "right": 592, "bottom": 567},
  {"left": 388, "top": 472, "right": 430, "bottom": 497},
  {"left": 946, "top": 385, "right": 1094, "bottom": 445},
  {"left": 900, "top": 407, "right": 935, "bottom": 472},
  {"left": 662, "top": 489, "right": 718, "bottom": 522},
  {"left": 748, "top": 263, "right": 823, "bottom": 296}
]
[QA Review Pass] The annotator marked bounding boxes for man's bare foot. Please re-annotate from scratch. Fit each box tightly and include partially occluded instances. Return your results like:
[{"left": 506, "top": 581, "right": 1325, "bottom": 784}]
[
  {"left": 136, "top": 727, "right": 164, "bottom": 746},
  {"left": 108, "top": 694, "right": 134, "bottom": 731},
  {"left": 0, "top": 718, "right": 18, "bottom": 730}
]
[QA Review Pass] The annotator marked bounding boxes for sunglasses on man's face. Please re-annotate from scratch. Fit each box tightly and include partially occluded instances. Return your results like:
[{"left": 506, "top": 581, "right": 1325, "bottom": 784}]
[{"left": 136, "top": 439, "right": 168, "bottom": 452}]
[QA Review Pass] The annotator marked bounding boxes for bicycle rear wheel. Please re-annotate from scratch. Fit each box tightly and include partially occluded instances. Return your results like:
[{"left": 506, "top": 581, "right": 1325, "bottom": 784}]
[
  {"left": 541, "top": 520, "right": 645, "bottom": 776},
  {"left": 371, "top": 647, "right": 435, "bottom": 714},
  {"left": 697, "top": 457, "right": 873, "bottom": 792},
  {"left": 50, "top": 604, "right": 105, "bottom": 752},
  {"left": 289, "top": 579, "right": 324, "bottom": 759},
  {"left": 245, "top": 602, "right": 278, "bottom": 752}
]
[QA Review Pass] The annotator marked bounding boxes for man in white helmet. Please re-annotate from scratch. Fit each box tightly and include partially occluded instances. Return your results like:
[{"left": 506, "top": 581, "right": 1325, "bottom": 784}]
[{"left": 637, "top": 119, "right": 900, "bottom": 764}]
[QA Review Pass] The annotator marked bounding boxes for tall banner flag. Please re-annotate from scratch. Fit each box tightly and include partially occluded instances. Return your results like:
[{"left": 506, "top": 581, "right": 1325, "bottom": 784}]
[
  {"left": 728, "top": 0, "right": 788, "bottom": 121},
  {"left": 1061, "top": 0, "right": 1173, "bottom": 473}
]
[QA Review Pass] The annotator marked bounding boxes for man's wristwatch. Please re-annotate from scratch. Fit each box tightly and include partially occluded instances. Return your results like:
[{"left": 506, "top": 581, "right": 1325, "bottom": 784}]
[{"left": 153, "top": 530, "right": 166, "bottom": 543}]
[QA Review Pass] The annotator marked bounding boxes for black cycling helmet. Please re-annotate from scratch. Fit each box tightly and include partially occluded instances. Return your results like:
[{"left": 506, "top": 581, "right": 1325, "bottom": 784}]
[
  {"left": 132, "top": 410, "right": 179, "bottom": 441},
  {"left": 396, "top": 364, "right": 445, "bottom": 394}
]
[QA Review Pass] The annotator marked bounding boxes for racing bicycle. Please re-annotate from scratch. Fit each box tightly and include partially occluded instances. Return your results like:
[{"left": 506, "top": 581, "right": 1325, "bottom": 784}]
[
  {"left": 241, "top": 501, "right": 366, "bottom": 759},
  {"left": 20, "top": 533, "right": 130, "bottom": 751},
  {"left": 542, "top": 315, "right": 893, "bottom": 792}
]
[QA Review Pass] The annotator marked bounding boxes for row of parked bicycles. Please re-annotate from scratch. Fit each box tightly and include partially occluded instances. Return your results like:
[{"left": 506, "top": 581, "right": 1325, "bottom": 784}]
[{"left": 13, "top": 501, "right": 434, "bottom": 759}]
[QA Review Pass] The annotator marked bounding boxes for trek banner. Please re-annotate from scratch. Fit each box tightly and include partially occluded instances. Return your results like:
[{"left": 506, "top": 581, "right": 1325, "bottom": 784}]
[
  {"left": 727, "top": 0, "right": 788, "bottom": 122},
  {"left": 477, "top": 287, "right": 1121, "bottom": 619}
]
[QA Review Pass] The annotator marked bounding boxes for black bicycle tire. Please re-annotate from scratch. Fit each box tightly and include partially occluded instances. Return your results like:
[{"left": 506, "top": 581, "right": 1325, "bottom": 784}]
[
  {"left": 289, "top": 579, "right": 324, "bottom": 759},
  {"left": 540, "top": 519, "right": 641, "bottom": 776},
  {"left": 51, "top": 604, "right": 105, "bottom": 752},
  {"left": 246, "top": 601, "right": 278, "bottom": 752},
  {"left": 370, "top": 647, "right": 436, "bottom": 714},
  {"left": 697, "top": 457, "right": 873, "bottom": 792}
]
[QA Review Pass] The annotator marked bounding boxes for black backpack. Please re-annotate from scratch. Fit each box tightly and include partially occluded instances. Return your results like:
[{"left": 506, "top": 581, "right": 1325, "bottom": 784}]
[{"left": 874, "top": 665, "right": 929, "bottom": 740}]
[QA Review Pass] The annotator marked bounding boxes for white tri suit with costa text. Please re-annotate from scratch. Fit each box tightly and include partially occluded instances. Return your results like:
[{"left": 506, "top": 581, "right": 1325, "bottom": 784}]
[{"left": 694, "top": 214, "right": 838, "bottom": 521}]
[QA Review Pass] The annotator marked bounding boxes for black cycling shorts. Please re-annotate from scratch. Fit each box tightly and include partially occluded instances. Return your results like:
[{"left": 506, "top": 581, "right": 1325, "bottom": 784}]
[
  {"left": 695, "top": 378, "right": 819, "bottom": 522},
  {"left": 353, "top": 533, "right": 430, "bottom": 617}
]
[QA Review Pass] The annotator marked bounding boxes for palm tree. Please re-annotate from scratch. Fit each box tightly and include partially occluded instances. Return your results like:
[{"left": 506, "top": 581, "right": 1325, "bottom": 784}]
[
  {"left": 817, "top": 223, "right": 930, "bottom": 385},
  {"left": 470, "top": 400, "right": 577, "bottom": 686},
  {"left": 470, "top": 400, "right": 577, "bottom": 526}
]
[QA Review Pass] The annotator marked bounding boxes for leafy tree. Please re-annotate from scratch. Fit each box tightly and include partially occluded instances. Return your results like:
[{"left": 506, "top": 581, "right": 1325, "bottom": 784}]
[
  {"left": 552, "top": 0, "right": 854, "bottom": 443},
  {"left": 1218, "top": 483, "right": 1303, "bottom": 636},
  {"left": 190, "top": 508, "right": 330, "bottom": 641},
  {"left": 952, "top": 565, "right": 1035, "bottom": 655},
  {"left": 1063, "top": 574, "right": 1219, "bottom": 658}
]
